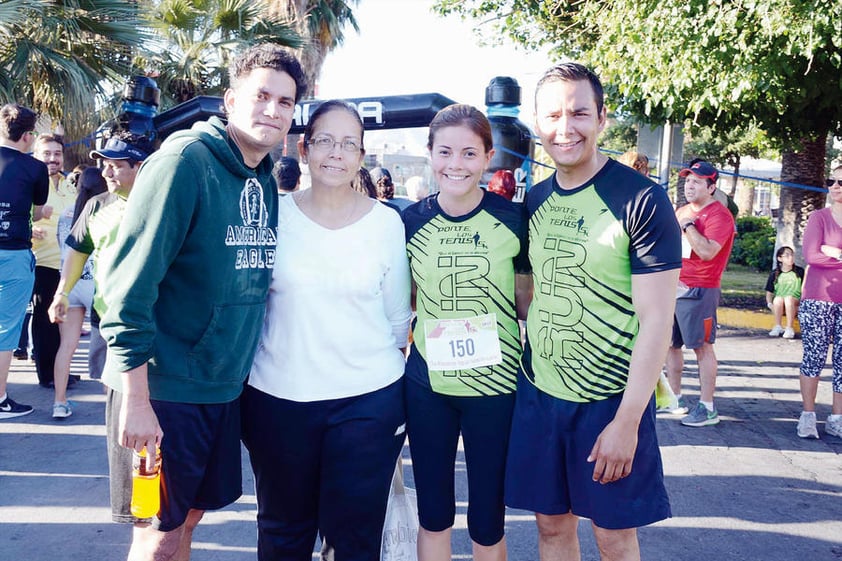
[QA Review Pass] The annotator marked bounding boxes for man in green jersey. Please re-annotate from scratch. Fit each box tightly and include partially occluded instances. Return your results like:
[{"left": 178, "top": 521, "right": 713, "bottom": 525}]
[{"left": 505, "top": 63, "right": 682, "bottom": 561}]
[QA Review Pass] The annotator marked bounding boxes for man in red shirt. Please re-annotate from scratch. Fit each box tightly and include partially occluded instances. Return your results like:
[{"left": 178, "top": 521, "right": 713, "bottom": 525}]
[{"left": 665, "top": 160, "right": 735, "bottom": 427}]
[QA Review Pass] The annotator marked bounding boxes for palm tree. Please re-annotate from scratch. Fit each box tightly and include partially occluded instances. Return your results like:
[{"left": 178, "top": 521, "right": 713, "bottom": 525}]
[
  {"left": 142, "top": 0, "right": 302, "bottom": 107},
  {"left": 271, "top": 0, "right": 359, "bottom": 97},
  {"left": 0, "top": 0, "right": 148, "bottom": 164}
]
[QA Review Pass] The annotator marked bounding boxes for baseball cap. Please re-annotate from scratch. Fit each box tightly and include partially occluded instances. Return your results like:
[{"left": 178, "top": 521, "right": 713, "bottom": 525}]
[
  {"left": 89, "top": 137, "right": 149, "bottom": 161},
  {"left": 679, "top": 160, "right": 718, "bottom": 181}
]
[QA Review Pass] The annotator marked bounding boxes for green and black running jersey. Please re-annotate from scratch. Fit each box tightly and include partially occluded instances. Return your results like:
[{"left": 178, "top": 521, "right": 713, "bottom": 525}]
[
  {"left": 523, "top": 159, "right": 681, "bottom": 402},
  {"left": 66, "top": 191, "right": 126, "bottom": 317},
  {"left": 403, "top": 190, "right": 529, "bottom": 396}
]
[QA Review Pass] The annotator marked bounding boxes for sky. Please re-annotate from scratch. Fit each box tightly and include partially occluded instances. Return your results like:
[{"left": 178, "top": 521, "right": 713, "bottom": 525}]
[{"left": 316, "top": 0, "right": 553, "bottom": 155}]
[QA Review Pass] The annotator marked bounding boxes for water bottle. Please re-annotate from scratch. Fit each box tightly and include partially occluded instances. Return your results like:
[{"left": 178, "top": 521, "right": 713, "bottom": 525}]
[
  {"left": 131, "top": 447, "right": 161, "bottom": 518},
  {"left": 484, "top": 77, "right": 535, "bottom": 203}
]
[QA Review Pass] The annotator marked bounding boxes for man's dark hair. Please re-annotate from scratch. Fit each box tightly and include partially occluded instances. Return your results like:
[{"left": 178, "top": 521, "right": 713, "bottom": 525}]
[
  {"left": 0, "top": 103, "right": 38, "bottom": 142},
  {"left": 34, "top": 133, "right": 65, "bottom": 149},
  {"left": 536, "top": 63, "right": 605, "bottom": 115},
  {"left": 229, "top": 43, "right": 308, "bottom": 103},
  {"left": 273, "top": 156, "right": 301, "bottom": 192}
]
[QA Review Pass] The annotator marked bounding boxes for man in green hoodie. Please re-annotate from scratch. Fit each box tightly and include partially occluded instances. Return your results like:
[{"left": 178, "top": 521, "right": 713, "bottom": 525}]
[{"left": 99, "top": 44, "right": 307, "bottom": 560}]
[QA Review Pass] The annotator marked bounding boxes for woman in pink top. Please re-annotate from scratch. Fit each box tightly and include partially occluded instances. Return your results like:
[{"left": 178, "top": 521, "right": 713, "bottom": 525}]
[{"left": 797, "top": 165, "right": 842, "bottom": 440}]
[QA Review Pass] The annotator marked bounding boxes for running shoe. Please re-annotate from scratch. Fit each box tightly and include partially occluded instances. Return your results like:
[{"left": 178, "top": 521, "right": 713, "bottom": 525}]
[
  {"left": 797, "top": 411, "right": 819, "bottom": 439},
  {"left": 768, "top": 325, "right": 784, "bottom": 337},
  {"left": 681, "top": 402, "right": 720, "bottom": 427},
  {"left": 0, "top": 396, "right": 34, "bottom": 420},
  {"left": 825, "top": 416, "right": 842, "bottom": 439},
  {"left": 52, "top": 402, "right": 73, "bottom": 419},
  {"left": 782, "top": 327, "right": 796, "bottom": 339}
]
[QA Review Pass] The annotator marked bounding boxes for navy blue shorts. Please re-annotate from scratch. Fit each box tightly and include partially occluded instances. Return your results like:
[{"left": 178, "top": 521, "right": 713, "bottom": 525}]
[
  {"left": 504, "top": 373, "right": 671, "bottom": 530},
  {"left": 405, "top": 376, "right": 515, "bottom": 546},
  {"left": 241, "top": 379, "right": 406, "bottom": 561},
  {"left": 105, "top": 389, "right": 243, "bottom": 532}
]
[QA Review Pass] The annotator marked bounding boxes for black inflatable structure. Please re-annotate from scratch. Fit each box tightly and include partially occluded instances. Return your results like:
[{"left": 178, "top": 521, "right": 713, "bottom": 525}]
[{"left": 101, "top": 76, "right": 535, "bottom": 196}]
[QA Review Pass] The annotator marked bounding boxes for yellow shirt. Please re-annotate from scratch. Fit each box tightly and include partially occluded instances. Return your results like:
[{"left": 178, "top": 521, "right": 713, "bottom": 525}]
[{"left": 31, "top": 175, "right": 76, "bottom": 269}]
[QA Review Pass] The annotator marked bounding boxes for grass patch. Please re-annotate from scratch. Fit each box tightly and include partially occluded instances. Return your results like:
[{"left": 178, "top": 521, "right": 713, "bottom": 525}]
[{"left": 721, "top": 263, "right": 767, "bottom": 310}]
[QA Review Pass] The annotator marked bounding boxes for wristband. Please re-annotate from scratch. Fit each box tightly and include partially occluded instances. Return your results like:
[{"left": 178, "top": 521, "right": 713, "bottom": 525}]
[
  {"left": 57, "top": 291, "right": 68, "bottom": 298},
  {"left": 682, "top": 220, "right": 695, "bottom": 232}
]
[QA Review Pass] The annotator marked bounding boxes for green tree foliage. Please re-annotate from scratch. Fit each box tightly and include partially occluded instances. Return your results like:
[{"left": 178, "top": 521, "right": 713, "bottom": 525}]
[
  {"left": 433, "top": 0, "right": 841, "bottom": 254},
  {"left": 731, "top": 216, "right": 776, "bottom": 271},
  {"left": 0, "top": 0, "right": 147, "bottom": 145},
  {"left": 435, "top": 0, "right": 842, "bottom": 143},
  {"left": 600, "top": 114, "right": 637, "bottom": 154},
  {"left": 271, "top": 0, "right": 359, "bottom": 96},
  {"left": 141, "top": 0, "right": 302, "bottom": 107}
]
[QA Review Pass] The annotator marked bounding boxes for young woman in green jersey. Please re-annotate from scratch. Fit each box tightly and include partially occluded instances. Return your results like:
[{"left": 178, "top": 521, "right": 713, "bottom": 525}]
[{"left": 403, "top": 104, "right": 532, "bottom": 561}]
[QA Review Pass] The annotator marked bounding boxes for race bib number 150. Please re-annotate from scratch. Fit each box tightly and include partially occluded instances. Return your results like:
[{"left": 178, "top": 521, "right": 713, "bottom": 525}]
[{"left": 424, "top": 313, "right": 502, "bottom": 371}]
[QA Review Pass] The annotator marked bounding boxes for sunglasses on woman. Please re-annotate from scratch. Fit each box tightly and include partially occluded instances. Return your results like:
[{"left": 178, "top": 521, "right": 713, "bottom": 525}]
[{"left": 826, "top": 178, "right": 842, "bottom": 187}]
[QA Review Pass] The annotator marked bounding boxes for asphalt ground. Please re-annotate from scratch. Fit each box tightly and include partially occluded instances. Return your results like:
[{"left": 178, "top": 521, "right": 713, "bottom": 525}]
[{"left": 1, "top": 323, "right": 841, "bottom": 560}]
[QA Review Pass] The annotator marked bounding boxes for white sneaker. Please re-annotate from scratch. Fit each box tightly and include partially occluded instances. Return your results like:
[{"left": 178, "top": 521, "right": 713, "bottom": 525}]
[
  {"left": 782, "top": 327, "right": 795, "bottom": 339},
  {"left": 797, "top": 411, "right": 819, "bottom": 439},
  {"left": 826, "top": 416, "right": 842, "bottom": 438},
  {"left": 52, "top": 402, "right": 72, "bottom": 419},
  {"left": 769, "top": 325, "right": 784, "bottom": 337}
]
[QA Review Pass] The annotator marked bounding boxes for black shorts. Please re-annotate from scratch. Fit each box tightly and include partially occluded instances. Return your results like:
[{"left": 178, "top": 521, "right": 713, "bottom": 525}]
[{"left": 106, "top": 389, "right": 243, "bottom": 531}]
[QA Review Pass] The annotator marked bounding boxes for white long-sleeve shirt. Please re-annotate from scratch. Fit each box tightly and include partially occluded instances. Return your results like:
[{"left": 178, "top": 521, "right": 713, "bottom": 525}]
[{"left": 248, "top": 195, "right": 412, "bottom": 402}]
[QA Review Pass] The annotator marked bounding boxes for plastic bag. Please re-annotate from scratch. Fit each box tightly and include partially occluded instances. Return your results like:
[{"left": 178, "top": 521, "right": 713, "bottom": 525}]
[
  {"left": 381, "top": 459, "right": 419, "bottom": 561},
  {"left": 655, "top": 371, "right": 678, "bottom": 410}
]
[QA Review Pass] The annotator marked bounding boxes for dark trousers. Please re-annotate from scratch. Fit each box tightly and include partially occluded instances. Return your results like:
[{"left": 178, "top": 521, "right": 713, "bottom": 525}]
[
  {"left": 32, "top": 266, "right": 60, "bottom": 386},
  {"left": 242, "top": 379, "right": 406, "bottom": 561},
  {"left": 16, "top": 309, "right": 31, "bottom": 353}
]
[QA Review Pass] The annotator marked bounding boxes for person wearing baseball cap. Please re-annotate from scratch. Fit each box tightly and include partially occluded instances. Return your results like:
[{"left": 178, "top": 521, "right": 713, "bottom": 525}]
[
  {"left": 681, "top": 158, "right": 739, "bottom": 216},
  {"left": 665, "top": 159, "right": 736, "bottom": 427},
  {"left": 49, "top": 131, "right": 154, "bottom": 409},
  {"left": 89, "top": 136, "right": 150, "bottom": 163},
  {"left": 679, "top": 159, "right": 718, "bottom": 182}
]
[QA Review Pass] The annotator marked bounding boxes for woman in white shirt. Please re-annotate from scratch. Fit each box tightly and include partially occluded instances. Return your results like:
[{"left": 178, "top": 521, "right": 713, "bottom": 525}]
[{"left": 242, "top": 99, "right": 412, "bottom": 561}]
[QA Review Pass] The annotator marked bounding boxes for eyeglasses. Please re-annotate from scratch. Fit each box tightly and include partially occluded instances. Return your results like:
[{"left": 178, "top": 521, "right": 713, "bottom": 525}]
[
  {"left": 27, "top": 130, "right": 39, "bottom": 137},
  {"left": 826, "top": 178, "right": 842, "bottom": 187},
  {"left": 307, "top": 136, "right": 362, "bottom": 154}
]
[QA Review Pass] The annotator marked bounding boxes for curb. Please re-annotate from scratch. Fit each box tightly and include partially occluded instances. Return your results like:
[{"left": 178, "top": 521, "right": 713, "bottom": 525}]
[{"left": 718, "top": 306, "right": 800, "bottom": 335}]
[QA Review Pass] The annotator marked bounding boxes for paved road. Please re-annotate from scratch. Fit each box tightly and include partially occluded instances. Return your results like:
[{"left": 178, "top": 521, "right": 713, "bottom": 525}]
[{"left": 1, "top": 327, "right": 840, "bottom": 560}]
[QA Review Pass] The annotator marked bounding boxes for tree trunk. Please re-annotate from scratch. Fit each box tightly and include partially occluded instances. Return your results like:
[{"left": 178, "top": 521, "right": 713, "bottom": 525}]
[
  {"left": 735, "top": 179, "right": 756, "bottom": 218},
  {"left": 777, "top": 135, "right": 828, "bottom": 267},
  {"left": 730, "top": 157, "right": 739, "bottom": 197}
]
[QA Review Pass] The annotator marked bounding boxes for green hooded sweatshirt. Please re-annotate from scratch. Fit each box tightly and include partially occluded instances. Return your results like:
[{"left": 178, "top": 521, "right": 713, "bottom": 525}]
[{"left": 100, "top": 117, "right": 278, "bottom": 404}]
